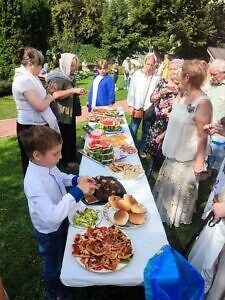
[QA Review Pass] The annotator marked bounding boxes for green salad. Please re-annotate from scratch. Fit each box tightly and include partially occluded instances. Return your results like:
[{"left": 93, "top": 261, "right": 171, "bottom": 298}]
[{"left": 73, "top": 208, "right": 100, "bottom": 228}]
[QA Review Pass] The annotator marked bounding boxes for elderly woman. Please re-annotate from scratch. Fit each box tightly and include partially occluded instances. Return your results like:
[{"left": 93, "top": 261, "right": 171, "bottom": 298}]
[
  {"left": 47, "top": 53, "right": 87, "bottom": 169},
  {"left": 12, "top": 47, "right": 59, "bottom": 176},
  {"left": 153, "top": 60, "right": 212, "bottom": 227},
  {"left": 127, "top": 53, "right": 159, "bottom": 157},
  {"left": 203, "top": 59, "right": 225, "bottom": 171},
  {"left": 143, "top": 59, "right": 183, "bottom": 159}
]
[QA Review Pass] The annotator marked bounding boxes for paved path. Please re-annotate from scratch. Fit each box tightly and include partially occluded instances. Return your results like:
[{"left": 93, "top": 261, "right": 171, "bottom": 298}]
[{"left": 0, "top": 100, "right": 129, "bottom": 138}]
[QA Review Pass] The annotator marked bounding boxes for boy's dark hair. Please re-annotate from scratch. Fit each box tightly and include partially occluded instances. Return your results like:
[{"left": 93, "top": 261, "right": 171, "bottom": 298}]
[{"left": 19, "top": 126, "right": 62, "bottom": 159}]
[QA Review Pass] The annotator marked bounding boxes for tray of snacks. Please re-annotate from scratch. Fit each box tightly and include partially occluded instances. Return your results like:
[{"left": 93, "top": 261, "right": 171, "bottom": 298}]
[
  {"left": 117, "top": 145, "right": 137, "bottom": 155},
  {"left": 95, "top": 119, "right": 123, "bottom": 133},
  {"left": 71, "top": 225, "right": 134, "bottom": 273},
  {"left": 107, "top": 162, "right": 144, "bottom": 180},
  {"left": 100, "top": 133, "right": 131, "bottom": 147},
  {"left": 103, "top": 194, "right": 148, "bottom": 228},
  {"left": 68, "top": 207, "right": 102, "bottom": 228},
  {"left": 83, "top": 176, "right": 127, "bottom": 205}
]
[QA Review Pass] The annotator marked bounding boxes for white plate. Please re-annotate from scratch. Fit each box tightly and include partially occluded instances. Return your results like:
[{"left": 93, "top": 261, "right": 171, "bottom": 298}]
[
  {"left": 103, "top": 202, "right": 148, "bottom": 228},
  {"left": 115, "top": 145, "right": 138, "bottom": 155},
  {"left": 73, "top": 227, "right": 134, "bottom": 273},
  {"left": 68, "top": 207, "right": 102, "bottom": 229},
  {"left": 107, "top": 164, "right": 145, "bottom": 180}
]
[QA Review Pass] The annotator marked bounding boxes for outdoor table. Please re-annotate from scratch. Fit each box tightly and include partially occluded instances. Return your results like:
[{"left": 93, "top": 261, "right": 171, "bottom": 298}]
[{"left": 60, "top": 108, "right": 168, "bottom": 287}]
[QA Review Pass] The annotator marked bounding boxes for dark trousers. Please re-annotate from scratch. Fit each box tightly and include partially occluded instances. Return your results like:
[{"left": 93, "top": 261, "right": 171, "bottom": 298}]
[
  {"left": 34, "top": 218, "right": 69, "bottom": 299},
  {"left": 59, "top": 121, "right": 77, "bottom": 164},
  {"left": 16, "top": 122, "right": 34, "bottom": 176}
]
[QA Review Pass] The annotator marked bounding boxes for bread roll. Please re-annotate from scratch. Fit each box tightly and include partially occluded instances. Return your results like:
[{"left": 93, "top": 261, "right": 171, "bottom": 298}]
[
  {"left": 123, "top": 194, "right": 137, "bottom": 205},
  {"left": 130, "top": 203, "right": 146, "bottom": 214},
  {"left": 129, "top": 212, "right": 145, "bottom": 225},
  {"left": 117, "top": 198, "right": 131, "bottom": 211},
  {"left": 108, "top": 195, "right": 121, "bottom": 210},
  {"left": 114, "top": 210, "right": 129, "bottom": 225}
]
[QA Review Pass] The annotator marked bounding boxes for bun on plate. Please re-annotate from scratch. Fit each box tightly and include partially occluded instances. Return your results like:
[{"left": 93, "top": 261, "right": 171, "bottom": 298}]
[
  {"left": 129, "top": 212, "right": 145, "bottom": 225},
  {"left": 117, "top": 198, "right": 131, "bottom": 211},
  {"left": 108, "top": 195, "right": 121, "bottom": 210},
  {"left": 114, "top": 210, "right": 129, "bottom": 225},
  {"left": 123, "top": 194, "right": 137, "bottom": 206},
  {"left": 130, "top": 203, "right": 146, "bottom": 214}
]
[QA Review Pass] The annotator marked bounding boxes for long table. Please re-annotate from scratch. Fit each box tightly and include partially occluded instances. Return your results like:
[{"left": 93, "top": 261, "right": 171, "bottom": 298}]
[{"left": 60, "top": 109, "right": 168, "bottom": 287}]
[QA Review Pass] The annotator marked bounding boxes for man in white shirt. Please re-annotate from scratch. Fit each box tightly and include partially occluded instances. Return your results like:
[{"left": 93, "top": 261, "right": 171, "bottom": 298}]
[{"left": 203, "top": 59, "right": 225, "bottom": 171}]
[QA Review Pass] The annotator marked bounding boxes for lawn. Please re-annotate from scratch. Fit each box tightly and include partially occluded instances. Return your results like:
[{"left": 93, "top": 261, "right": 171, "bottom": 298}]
[{"left": 0, "top": 88, "right": 217, "bottom": 299}]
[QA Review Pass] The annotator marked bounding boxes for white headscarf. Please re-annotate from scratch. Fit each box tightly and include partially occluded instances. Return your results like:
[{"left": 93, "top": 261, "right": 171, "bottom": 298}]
[{"left": 59, "top": 53, "right": 79, "bottom": 77}]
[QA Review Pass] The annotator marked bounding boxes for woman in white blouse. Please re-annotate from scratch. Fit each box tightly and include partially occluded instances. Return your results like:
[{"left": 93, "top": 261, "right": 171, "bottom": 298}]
[
  {"left": 127, "top": 53, "right": 159, "bottom": 157},
  {"left": 153, "top": 60, "right": 212, "bottom": 227},
  {"left": 12, "top": 47, "right": 58, "bottom": 175}
]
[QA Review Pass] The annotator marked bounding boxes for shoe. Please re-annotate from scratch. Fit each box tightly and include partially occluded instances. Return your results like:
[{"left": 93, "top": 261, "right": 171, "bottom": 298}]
[{"left": 139, "top": 151, "right": 146, "bottom": 158}]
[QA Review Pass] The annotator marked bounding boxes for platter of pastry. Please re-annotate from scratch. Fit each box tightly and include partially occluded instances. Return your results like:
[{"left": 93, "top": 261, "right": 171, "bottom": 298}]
[
  {"left": 83, "top": 176, "right": 126, "bottom": 205},
  {"left": 107, "top": 162, "right": 144, "bottom": 180},
  {"left": 103, "top": 194, "right": 148, "bottom": 228},
  {"left": 71, "top": 225, "right": 134, "bottom": 273}
]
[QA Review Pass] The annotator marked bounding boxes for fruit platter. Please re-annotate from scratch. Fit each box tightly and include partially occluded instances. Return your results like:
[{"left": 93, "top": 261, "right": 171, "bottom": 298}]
[
  {"left": 84, "top": 139, "right": 114, "bottom": 165},
  {"left": 95, "top": 118, "right": 122, "bottom": 132}
]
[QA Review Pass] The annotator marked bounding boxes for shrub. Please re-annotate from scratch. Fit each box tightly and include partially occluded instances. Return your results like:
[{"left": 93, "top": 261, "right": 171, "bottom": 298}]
[{"left": 0, "top": 80, "right": 12, "bottom": 97}]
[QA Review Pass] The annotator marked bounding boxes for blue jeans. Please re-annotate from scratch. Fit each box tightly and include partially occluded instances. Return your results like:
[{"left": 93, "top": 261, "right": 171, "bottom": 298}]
[
  {"left": 129, "top": 117, "right": 150, "bottom": 152},
  {"left": 34, "top": 218, "right": 70, "bottom": 299}
]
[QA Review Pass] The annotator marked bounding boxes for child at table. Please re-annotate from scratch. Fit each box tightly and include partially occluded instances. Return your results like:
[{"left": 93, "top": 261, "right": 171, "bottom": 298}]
[
  {"left": 20, "top": 125, "right": 97, "bottom": 300},
  {"left": 87, "top": 59, "right": 115, "bottom": 112}
]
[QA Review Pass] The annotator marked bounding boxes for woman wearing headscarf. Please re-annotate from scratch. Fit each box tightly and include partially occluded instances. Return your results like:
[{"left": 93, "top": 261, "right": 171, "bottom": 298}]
[
  {"left": 12, "top": 47, "right": 60, "bottom": 176},
  {"left": 47, "top": 53, "right": 87, "bottom": 169}
]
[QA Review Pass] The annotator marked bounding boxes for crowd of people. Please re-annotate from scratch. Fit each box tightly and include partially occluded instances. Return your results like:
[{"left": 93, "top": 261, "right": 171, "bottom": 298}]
[{"left": 11, "top": 47, "right": 225, "bottom": 299}]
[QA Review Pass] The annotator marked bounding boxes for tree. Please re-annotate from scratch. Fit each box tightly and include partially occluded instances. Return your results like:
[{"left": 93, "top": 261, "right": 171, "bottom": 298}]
[
  {"left": 0, "top": 0, "right": 23, "bottom": 79},
  {"left": 21, "top": 0, "right": 52, "bottom": 54}
]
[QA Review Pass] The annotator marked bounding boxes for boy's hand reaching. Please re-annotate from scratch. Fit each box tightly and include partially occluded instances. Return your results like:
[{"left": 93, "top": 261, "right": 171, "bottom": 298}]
[
  {"left": 77, "top": 176, "right": 96, "bottom": 185},
  {"left": 77, "top": 180, "right": 98, "bottom": 195}
]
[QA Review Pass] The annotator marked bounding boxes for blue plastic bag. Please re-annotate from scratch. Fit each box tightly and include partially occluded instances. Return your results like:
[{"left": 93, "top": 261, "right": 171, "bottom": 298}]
[{"left": 144, "top": 245, "right": 204, "bottom": 300}]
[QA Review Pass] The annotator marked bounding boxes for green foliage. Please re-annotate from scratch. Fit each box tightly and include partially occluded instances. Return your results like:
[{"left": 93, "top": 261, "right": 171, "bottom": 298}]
[
  {"left": 21, "top": 0, "right": 52, "bottom": 53},
  {"left": 0, "top": 0, "right": 23, "bottom": 79},
  {"left": 0, "top": 81, "right": 12, "bottom": 97}
]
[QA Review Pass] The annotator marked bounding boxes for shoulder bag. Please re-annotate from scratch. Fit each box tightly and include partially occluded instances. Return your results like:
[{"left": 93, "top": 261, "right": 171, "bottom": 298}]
[{"left": 131, "top": 75, "right": 153, "bottom": 119}]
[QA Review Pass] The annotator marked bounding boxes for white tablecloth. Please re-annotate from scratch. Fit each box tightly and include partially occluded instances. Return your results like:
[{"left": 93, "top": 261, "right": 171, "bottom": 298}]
[{"left": 60, "top": 109, "right": 168, "bottom": 287}]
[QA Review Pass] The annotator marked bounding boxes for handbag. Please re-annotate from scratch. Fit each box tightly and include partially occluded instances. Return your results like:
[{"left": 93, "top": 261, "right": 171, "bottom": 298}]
[
  {"left": 143, "top": 104, "right": 155, "bottom": 123},
  {"left": 131, "top": 74, "right": 153, "bottom": 120},
  {"left": 144, "top": 245, "right": 205, "bottom": 300},
  {"left": 132, "top": 108, "right": 144, "bottom": 119}
]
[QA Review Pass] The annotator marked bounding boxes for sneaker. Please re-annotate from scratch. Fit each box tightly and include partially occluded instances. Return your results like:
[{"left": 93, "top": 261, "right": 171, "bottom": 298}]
[{"left": 139, "top": 151, "right": 146, "bottom": 158}]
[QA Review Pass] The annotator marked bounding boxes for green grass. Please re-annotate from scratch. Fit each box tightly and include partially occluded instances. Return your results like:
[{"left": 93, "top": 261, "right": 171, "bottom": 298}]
[
  {"left": 0, "top": 95, "right": 17, "bottom": 120},
  {"left": 0, "top": 75, "right": 128, "bottom": 120},
  {"left": 0, "top": 100, "right": 216, "bottom": 299}
]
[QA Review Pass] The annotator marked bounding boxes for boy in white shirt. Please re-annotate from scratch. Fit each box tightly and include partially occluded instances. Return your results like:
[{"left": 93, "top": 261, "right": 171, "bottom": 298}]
[{"left": 20, "top": 125, "right": 97, "bottom": 300}]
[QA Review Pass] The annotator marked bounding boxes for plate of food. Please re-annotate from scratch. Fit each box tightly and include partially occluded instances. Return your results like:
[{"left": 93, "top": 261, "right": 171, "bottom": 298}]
[
  {"left": 107, "top": 162, "right": 145, "bottom": 180},
  {"left": 71, "top": 225, "right": 134, "bottom": 273},
  {"left": 100, "top": 133, "right": 132, "bottom": 147},
  {"left": 68, "top": 207, "right": 102, "bottom": 228},
  {"left": 103, "top": 194, "right": 148, "bottom": 228},
  {"left": 117, "top": 145, "right": 137, "bottom": 155},
  {"left": 83, "top": 176, "right": 127, "bottom": 205}
]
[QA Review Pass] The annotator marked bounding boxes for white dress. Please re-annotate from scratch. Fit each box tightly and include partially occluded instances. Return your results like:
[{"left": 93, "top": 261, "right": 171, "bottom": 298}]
[
  {"left": 188, "top": 158, "right": 225, "bottom": 296},
  {"left": 153, "top": 95, "right": 210, "bottom": 227}
]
